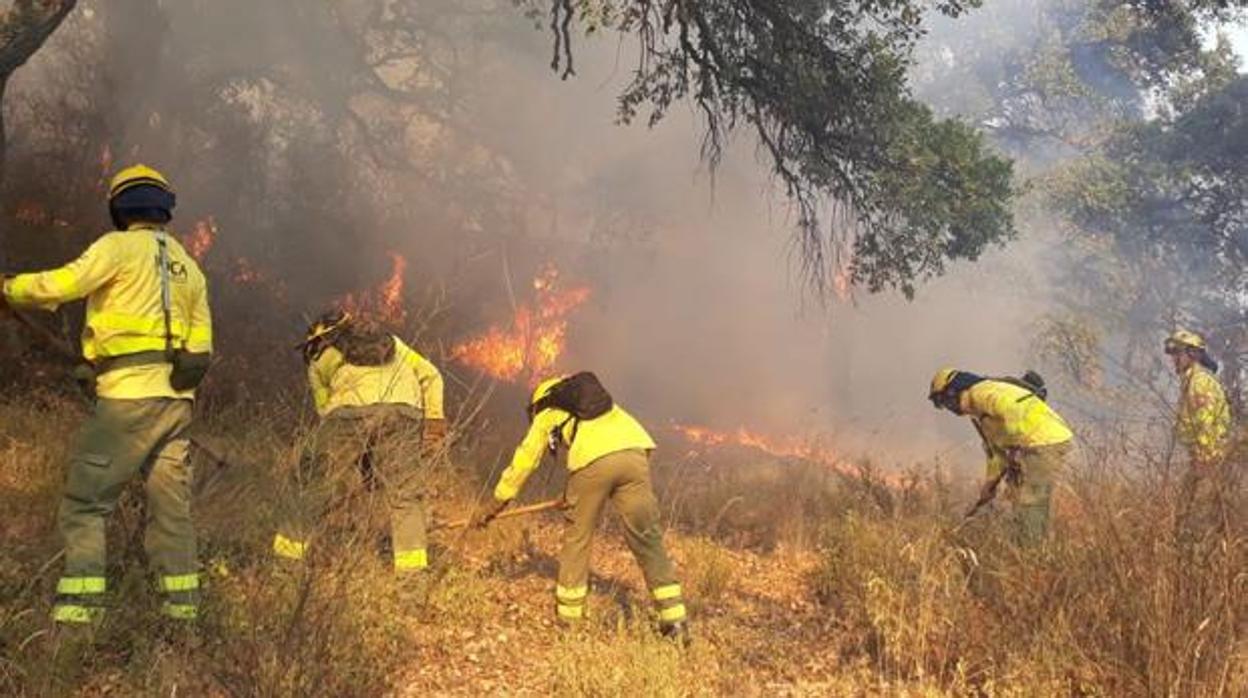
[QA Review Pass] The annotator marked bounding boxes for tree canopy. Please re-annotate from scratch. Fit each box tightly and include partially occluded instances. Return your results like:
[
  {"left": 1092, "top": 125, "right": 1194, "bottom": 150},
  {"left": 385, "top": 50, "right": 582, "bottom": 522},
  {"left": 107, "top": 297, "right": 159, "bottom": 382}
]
[{"left": 526, "top": 0, "right": 1017, "bottom": 297}]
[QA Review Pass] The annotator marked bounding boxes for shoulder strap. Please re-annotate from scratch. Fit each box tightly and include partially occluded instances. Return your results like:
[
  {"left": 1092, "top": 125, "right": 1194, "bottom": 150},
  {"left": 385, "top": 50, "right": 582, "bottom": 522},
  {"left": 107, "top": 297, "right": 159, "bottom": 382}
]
[
  {"left": 548, "top": 415, "right": 579, "bottom": 454},
  {"left": 991, "top": 376, "right": 1041, "bottom": 403},
  {"left": 155, "top": 230, "right": 175, "bottom": 359}
]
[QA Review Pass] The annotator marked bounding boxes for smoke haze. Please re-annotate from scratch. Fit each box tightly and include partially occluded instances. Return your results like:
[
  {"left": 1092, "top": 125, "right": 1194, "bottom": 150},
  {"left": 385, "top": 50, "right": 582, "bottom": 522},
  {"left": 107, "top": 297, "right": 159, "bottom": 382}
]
[{"left": 4, "top": 1, "right": 1083, "bottom": 472}]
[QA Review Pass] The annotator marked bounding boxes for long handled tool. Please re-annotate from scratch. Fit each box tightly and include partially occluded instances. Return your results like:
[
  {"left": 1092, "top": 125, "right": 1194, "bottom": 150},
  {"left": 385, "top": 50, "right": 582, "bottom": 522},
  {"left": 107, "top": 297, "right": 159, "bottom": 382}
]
[
  {"left": 951, "top": 448, "right": 1023, "bottom": 538},
  {"left": 431, "top": 499, "right": 566, "bottom": 532},
  {"left": 6, "top": 307, "right": 77, "bottom": 360}
]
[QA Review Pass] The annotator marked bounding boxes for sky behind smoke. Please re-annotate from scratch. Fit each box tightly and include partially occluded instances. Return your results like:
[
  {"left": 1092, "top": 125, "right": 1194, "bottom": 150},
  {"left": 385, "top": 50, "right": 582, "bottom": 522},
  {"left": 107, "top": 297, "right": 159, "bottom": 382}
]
[{"left": 1224, "top": 24, "right": 1248, "bottom": 66}]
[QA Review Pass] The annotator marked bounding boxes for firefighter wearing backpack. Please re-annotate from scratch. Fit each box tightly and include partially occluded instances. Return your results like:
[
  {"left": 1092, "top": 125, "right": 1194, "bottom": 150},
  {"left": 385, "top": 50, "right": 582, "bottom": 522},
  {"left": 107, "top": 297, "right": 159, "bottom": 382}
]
[
  {"left": 1164, "top": 330, "right": 1231, "bottom": 471},
  {"left": 471, "top": 373, "right": 688, "bottom": 640},
  {"left": 1164, "top": 330, "right": 1233, "bottom": 544},
  {"left": 0, "top": 165, "right": 212, "bottom": 624},
  {"left": 929, "top": 369, "right": 1073, "bottom": 541},
  {"left": 273, "top": 309, "right": 445, "bottom": 576}
]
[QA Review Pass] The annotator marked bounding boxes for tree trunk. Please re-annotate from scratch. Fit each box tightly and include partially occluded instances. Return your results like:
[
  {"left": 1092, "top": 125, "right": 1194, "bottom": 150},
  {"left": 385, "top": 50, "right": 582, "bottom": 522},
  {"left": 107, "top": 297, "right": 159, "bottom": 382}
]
[{"left": 0, "top": 0, "right": 79, "bottom": 266}]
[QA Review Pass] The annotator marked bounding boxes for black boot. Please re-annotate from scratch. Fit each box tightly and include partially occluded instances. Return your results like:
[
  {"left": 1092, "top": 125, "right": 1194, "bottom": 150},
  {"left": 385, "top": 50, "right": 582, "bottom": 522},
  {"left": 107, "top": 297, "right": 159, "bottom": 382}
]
[{"left": 659, "top": 619, "right": 691, "bottom": 647}]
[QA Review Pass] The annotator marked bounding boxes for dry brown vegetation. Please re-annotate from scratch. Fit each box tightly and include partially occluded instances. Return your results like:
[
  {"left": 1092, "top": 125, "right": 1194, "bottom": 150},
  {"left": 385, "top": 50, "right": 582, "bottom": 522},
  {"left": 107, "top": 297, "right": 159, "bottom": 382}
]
[{"left": 0, "top": 394, "right": 1245, "bottom": 696}]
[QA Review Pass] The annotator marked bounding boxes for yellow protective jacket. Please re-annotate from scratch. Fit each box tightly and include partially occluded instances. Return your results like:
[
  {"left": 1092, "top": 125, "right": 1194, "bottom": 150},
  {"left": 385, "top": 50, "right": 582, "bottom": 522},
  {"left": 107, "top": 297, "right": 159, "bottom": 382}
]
[
  {"left": 308, "top": 337, "right": 444, "bottom": 420},
  {"left": 959, "top": 380, "right": 1074, "bottom": 478},
  {"left": 3, "top": 225, "right": 212, "bottom": 400},
  {"left": 1176, "top": 363, "right": 1231, "bottom": 465},
  {"left": 494, "top": 404, "right": 656, "bottom": 501}
]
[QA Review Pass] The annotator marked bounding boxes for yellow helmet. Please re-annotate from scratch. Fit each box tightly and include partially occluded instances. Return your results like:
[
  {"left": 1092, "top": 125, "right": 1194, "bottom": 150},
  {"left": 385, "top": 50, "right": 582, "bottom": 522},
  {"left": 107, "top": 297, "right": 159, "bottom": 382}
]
[
  {"left": 1164, "top": 329, "right": 1206, "bottom": 355},
  {"left": 929, "top": 368, "right": 959, "bottom": 401},
  {"left": 531, "top": 375, "right": 566, "bottom": 406},
  {"left": 109, "top": 164, "right": 173, "bottom": 200},
  {"left": 305, "top": 310, "right": 351, "bottom": 344},
  {"left": 295, "top": 309, "right": 352, "bottom": 360}
]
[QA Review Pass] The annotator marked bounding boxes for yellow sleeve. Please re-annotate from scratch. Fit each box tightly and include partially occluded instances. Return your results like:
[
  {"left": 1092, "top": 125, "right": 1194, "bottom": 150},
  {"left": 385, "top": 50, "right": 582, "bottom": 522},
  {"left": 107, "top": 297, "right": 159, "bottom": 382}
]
[
  {"left": 185, "top": 279, "right": 213, "bottom": 354},
  {"left": 4, "top": 236, "right": 120, "bottom": 310},
  {"left": 396, "top": 338, "right": 444, "bottom": 419},
  {"left": 494, "top": 409, "right": 563, "bottom": 501},
  {"left": 308, "top": 349, "right": 341, "bottom": 417}
]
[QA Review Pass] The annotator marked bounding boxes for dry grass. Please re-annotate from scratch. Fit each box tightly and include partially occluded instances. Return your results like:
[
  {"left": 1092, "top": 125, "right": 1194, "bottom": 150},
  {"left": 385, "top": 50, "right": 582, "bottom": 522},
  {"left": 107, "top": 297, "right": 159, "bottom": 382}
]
[
  {"left": 549, "top": 618, "right": 726, "bottom": 697},
  {"left": 0, "top": 395, "right": 1245, "bottom": 696},
  {"left": 811, "top": 462, "right": 1247, "bottom": 696}
]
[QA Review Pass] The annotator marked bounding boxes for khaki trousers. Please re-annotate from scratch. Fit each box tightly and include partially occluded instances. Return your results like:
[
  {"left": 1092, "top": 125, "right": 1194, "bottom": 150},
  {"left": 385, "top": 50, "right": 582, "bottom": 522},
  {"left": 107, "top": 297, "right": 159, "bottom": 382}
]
[
  {"left": 56, "top": 398, "right": 198, "bottom": 623},
  {"left": 274, "top": 404, "right": 428, "bottom": 572},
  {"left": 556, "top": 449, "right": 686, "bottom": 625}
]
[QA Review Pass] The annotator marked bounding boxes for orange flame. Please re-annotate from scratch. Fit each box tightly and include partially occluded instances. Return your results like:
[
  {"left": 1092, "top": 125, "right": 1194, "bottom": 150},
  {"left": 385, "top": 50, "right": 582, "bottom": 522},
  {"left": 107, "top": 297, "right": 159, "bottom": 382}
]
[
  {"left": 231, "top": 257, "right": 262, "bottom": 284},
  {"left": 674, "top": 423, "right": 904, "bottom": 484},
  {"left": 833, "top": 267, "right": 852, "bottom": 302},
  {"left": 183, "top": 217, "right": 217, "bottom": 262},
  {"left": 14, "top": 201, "right": 70, "bottom": 228},
  {"left": 380, "top": 252, "right": 407, "bottom": 322},
  {"left": 337, "top": 252, "right": 408, "bottom": 325},
  {"left": 14, "top": 202, "right": 50, "bottom": 226},
  {"left": 99, "top": 145, "right": 113, "bottom": 181},
  {"left": 674, "top": 423, "right": 848, "bottom": 469},
  {"left": 451, "top": 265, "right": 591, "bottom": 384}
]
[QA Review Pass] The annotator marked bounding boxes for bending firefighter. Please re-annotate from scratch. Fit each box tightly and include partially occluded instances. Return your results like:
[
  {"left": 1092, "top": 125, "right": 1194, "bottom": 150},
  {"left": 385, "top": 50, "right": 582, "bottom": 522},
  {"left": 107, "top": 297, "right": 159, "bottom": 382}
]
[
  {"left": 1, "top": 165, "right": 212, "bottom": 624},
  {"left": 472, "top": 373, "right": 688, "bottom": 640},
  {"left": 930, "top": 369, "right": 1073, "bottom": 541},
  {"left": 1164, "top": 330, "right": 1231, "bottom": 471},
  {"left": 273, "top": 310, "right": 445, "bottom": 576}
]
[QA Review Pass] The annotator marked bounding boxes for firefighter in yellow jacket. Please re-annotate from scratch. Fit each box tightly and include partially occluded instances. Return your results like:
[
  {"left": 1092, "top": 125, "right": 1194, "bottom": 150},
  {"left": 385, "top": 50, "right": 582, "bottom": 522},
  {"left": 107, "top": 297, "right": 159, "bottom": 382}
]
[
  {"left": 472, "top": 373, "right": 688, "bottom": 641},
  {"left": 1164, "top": 330, "right": 1231, "bottom": 470},
  {"left": 273, "top": 310, "right": 445, "bottom": 576},
  {"left": 0, "top": 165, "right": 212, "bottom": 624},
  {"left": 929, "top": 369, "right": 1074, "bottom": 541}
]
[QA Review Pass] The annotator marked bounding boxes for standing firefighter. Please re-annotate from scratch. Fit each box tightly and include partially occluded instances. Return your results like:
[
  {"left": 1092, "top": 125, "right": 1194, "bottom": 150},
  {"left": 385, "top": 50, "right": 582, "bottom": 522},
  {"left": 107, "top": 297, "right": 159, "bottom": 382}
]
[
  {"left": 1, "top": 165, "right": 212, "bottom": 624},
  {"left": 1164, "top": 330, "right": 1232, "bottom": 543},
  {"left": 273, "top": 310, "right": 445, "bottom": 577},
  {"left": 472, "top": 373, "right": 689, "bottom": 641},
  {"left": 929, "top": 369, "right": 1073, "bottom": 542},
  {"left": 1164, "top": 330, "right": 1231, "bottom": 471}
]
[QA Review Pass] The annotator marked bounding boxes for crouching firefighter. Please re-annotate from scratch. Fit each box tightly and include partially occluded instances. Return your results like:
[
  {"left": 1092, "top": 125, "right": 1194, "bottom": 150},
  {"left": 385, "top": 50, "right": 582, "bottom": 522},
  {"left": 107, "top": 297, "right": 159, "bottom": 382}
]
[
  {"left": 1, "top": 165, "right": 213, "bottom": 624},
  {"left": 471, "top": 373, "right": 689, "bottom": 641},
  {"left": 929, "top": 369, "right": 1073, "bottom": 543},
  {"left": 273, "top": 310, "right": 446, "bottom": 577}
]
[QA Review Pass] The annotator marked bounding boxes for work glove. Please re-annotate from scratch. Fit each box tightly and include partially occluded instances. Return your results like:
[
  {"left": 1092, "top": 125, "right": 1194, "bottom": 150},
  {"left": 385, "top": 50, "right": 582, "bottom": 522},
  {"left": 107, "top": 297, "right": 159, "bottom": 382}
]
[
  {"left": 421, "top": 417, "right": 448, "bottom": 454},
  {"left": 469, "top": 498, "right": 508, "bottom": 529}
]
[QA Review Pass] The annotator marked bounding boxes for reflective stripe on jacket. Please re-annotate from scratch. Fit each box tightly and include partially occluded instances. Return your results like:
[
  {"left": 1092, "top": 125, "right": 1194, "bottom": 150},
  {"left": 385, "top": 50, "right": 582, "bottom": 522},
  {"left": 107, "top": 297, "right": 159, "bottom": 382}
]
[
  {"left": 960, "top": 380, "right": 1073, "bottom": 475},
  {"left": 309, "top": 336, "right": 444, "bottom": 419},
  {"left": 494, "top": 404, "right": 656, "bottom": 501},
  {"left": 1176, "top": 363, "right": 1230, "bottom": 464},
  {"left": 3, "top": 225, "right": 212, "bottom": 400}
]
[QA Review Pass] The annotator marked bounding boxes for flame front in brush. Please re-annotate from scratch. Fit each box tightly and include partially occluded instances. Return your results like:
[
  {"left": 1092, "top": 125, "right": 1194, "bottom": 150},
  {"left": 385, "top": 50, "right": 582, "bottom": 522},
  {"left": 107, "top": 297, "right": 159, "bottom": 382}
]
[
  {"left": 380, "top": 252, "right": 408, "bottom": 322},
  {"left": 337, "top": 252, "right": 409, "bottom": 324},
  {"left": 451, "top": 265, "right": 591, "bottom": 383},
  {"left": 674, "top": 423, "right": 840, "bottom": 466}
]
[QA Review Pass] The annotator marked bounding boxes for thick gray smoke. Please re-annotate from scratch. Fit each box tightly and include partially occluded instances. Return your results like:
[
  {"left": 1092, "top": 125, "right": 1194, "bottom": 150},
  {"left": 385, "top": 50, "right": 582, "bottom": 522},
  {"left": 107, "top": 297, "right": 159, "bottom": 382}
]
[{"left": 2, "top": 1, "right": 1110, "bottom": 472}]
